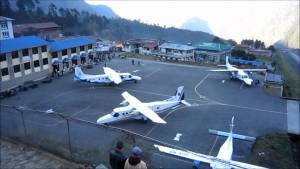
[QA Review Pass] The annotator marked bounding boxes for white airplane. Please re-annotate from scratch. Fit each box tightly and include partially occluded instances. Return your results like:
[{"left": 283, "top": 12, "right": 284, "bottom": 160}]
[
  {"left": 96, "top": 86, "right": 191, "bottom": 124},
  {"left": 154, "top": 116, "right": 268, "bottom": 169},
  {"left": 74, "top": 66, "right": 141, "bottom": 85},
  {"left": 208, "top": 56, "right": 266, "bottom": 86}
]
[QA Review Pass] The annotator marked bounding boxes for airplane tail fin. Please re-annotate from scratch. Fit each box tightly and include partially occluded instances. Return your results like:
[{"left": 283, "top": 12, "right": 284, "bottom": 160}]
[
  {"left": 208, "top": 116, "right": 256, "bottom": 142},
  {"left": 174, "top": 86, "right": 185, "bottom": 101},
  {"left": 74, "top": 66, "right": 85, "bottom": 81},
  {"left": 225, "top": 56, "right": 230, "bottom": 67}
]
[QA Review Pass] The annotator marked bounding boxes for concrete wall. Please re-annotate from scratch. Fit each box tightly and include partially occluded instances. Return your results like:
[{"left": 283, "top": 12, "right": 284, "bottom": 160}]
[{"left": 1, "top": 45, "right": 51, "bottom": 92}]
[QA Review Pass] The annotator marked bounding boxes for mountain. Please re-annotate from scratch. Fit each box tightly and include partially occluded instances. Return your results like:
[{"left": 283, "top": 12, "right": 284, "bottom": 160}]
[
  {"left": 104, "top": 18, "right": 215, "bottom": 43},
  {"left": 256, "top": 3, "right": 299, "bottom": 48},
  {"left": 181, "top": 17, "right": 213, "bottom": 34},
  {"left": 8, "top": 0, "right": 118, "bottom": 18},
  {"left": 3, "top": 0, "right": 218, "bottom": 44}
]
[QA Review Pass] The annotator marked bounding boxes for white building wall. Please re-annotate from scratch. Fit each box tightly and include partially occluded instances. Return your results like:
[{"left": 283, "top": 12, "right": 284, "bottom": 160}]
[{"left": 0, "top": 20, "right": 14, "bottom": 40}]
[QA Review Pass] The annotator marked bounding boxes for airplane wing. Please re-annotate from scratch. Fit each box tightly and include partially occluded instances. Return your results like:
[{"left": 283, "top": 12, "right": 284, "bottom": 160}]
[
  {"left": 240, "top": 69, "right": 266, "bottom": 72},
  {"left": 121, "top": 92, "right": 166, "bottom": 124},
  {"left": 103, "top": 67, "right": 122, "bottom": 84},
  {"left": 154, "top": 144, "right": 213, "bottom": 164},
  {"left": 154, "top": 144, "right": 269, "bottom": 169},
  {"left": 208, "top": 69, "right": 237, "bottom": 72}
]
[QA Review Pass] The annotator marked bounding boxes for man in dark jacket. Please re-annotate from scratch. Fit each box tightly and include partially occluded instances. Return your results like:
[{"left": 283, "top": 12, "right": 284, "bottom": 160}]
[{"left": 109, "top": 141, "right": 127, "bottom": 169}]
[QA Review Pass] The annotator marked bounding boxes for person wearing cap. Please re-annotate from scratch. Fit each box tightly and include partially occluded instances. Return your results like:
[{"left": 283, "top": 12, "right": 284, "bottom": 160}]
[
  {"left": 124, "top": 146, "right": 147, "bottom": 169},
  {"left": 109, "top": 141, "right": 127, "bottom": 169}
]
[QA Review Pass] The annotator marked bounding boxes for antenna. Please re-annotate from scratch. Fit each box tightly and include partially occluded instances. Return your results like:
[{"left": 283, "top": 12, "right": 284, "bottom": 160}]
[{"left": 230, "top": 116, "right": 235, "bottom": 134}]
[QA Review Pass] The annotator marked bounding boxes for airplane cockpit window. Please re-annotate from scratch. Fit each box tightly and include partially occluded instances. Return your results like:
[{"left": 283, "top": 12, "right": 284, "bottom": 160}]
[
  {"left": 129, "top": 75, "right": 132, "bottom": 78},
  {"left": 242, "top": 75, "right": 248, "bottom": 79},
  {"left": 112, "top": 112, "right": 119, "bottom": 117}
]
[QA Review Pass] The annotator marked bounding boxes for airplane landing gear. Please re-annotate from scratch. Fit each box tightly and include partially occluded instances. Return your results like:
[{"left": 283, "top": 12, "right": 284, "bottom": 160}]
[{"left": 134, "top": 80, "right": 137, "bottom": 83}]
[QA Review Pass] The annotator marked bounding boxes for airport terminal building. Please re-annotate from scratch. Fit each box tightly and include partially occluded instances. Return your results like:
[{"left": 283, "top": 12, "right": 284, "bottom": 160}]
[
  {"left": 0, "top": 36, "right": 50, "bottom": 92},
  {"left": 49, "top": 36, "right": 94, "bottom": 73}
]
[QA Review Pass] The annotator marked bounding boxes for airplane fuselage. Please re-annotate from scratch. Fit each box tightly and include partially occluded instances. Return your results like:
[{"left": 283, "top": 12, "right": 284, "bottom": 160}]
[
  {"left": 97, "top": 98, "right": 181, "bottom": 124},
  {"left": 74, "top": 72, "right": 141, "bottom": 84},
  {"left": 226, "top": 65, "right": 253, "bottom": 86}
]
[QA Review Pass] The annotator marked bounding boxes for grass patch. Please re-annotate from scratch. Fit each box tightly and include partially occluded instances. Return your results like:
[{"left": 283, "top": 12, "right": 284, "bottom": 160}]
[
  {"left": 273, "top": 50, "right": 299, "bottom": 99},
  {"left": 249, "top": 133, "right": 295, "bottom": 169}
]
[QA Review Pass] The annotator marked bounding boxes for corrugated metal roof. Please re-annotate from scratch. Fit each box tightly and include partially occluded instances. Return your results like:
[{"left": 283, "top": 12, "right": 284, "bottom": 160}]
[
  {"left": 14, "top": 22, "right": 61, "bottom": 34},
  {"left": 159, "top": 43, "right": 195, "bottom": 50},
  {"left": 265, "top": 73, "right": 283, "bottom": 84},
  {"left": 194, "top": 42, "right": 231, "bottom": 52},
  {"left": 49, "top": 36, "right": 94, "bottom": 52},
  {"left": 0, "top": 36, "right": 48, "bottom": 54}
]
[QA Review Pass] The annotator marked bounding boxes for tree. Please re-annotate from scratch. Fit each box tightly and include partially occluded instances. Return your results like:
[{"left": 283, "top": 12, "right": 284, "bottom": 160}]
[
  {"left": 1, "top": 0, "right": 13, "bottom": 17},
  {"left": 227, "top": 39, "right": 237, "bottom": 46},
  {"left": 48, "top": 3, "right": 58, "bottom": 18}
]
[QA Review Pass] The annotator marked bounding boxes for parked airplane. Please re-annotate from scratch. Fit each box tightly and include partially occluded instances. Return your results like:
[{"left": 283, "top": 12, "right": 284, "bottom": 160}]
[
  {"left": 96, "top": 86, "right": 191, "bottom": 124},
  {"left": 208, "top": 56, "right": 266, "bottom": 86},
  {"left": 74, "top": 66, "right": 141, "bottom": 85},
  {"left": 154, "top": 116, "right": 268, "bottom": 169}
]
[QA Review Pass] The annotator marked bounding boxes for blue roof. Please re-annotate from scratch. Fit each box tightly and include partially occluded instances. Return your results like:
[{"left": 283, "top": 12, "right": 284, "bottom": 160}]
[
  {"left": 49, "top": 36, "right": 94, "bottom": 52},
  {"left": 0, "top": 36, "right": 48, "bottom": 54}
]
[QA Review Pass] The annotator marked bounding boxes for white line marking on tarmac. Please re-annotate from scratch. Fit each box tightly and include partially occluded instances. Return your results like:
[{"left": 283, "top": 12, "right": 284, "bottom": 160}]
[
  {"left": 239, "top": 83, "right": 244, "bottom": 90},
  {"left": 173, "top": 133, "right": 182, "bottom": 141},
  {"left": 132, "top": 70, "right": 140, "bottom": 73},
  {"left": 194, "top": 74, "right": 210, "bottom": 99},
  {"left": 222, "top": 80, "right": 226, "bottom": 83},
  {"left": 144, "top": 68, "right": 161, "bottom": 78}
]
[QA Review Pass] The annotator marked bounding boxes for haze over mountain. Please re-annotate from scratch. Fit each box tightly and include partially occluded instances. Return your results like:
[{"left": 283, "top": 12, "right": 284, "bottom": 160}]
[
  {"left": 181, "top": 17, "right": 213, "bottom": 34},
  {"left": 2, "top": 0, "right": 218, "bottom": 44},
  {"left": 9, "top": 0, "right": 118, "bottom": 18}
]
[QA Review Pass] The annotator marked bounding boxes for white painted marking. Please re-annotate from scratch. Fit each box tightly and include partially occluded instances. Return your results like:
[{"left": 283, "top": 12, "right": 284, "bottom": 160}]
[
  {"left": 46, "top": 109, "right": 54, "bottom": 113},
  {"left": 132, "top": 70, "right": 140, "bottom": 73},
  {"left": 222, "top": 80, "right": 225, "bottom": 83},
  {"left": 173, "top": 133, "right": 182, "bottom": 141}
]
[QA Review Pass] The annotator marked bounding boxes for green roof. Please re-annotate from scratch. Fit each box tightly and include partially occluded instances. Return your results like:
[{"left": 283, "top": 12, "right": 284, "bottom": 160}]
[{"left": 194, "top": 42, "right": 232, "bottom": 52}]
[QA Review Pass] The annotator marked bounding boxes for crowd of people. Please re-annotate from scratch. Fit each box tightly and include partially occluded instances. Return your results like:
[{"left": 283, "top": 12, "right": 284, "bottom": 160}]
[{"left": 109, "top": 141, "right": 147, "bottom": 169}]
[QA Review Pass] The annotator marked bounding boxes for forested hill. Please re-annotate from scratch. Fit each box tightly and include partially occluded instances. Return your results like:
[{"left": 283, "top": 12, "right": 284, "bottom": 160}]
[{"left": 1, "top": 0, "right": 218, "bottom": 43}]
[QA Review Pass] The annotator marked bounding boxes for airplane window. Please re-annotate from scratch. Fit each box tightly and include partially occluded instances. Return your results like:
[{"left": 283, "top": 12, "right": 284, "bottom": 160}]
[
  {"left": 112, "top": 112, "right": 119, "bottom": 117},
  {"left": 129, "top": 75, "right": 132, "bottom": 78}
]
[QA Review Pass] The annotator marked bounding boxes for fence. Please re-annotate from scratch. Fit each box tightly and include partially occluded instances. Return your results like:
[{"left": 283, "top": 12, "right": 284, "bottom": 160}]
[{"left": 0, "top": 104, "right": 191, "bottom": 169}]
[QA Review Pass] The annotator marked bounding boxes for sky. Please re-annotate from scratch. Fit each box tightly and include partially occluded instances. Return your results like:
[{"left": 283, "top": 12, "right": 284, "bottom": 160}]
[{"left": 85, "top": 0, "right": 299, "bottom": 44}]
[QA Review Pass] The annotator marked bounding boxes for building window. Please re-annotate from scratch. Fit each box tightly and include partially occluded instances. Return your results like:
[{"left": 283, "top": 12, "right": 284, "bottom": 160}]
[
  {"left": 13, "top": 65, "right": 20, "bottom": 73},
  {"left": 12, "top": 51, "right": 19, "bottom": 59},
  {"left": 34, "top": 60, "right": 40, "bottom": 67},
  {"left": 22, "top": 49, "right": 29, "bottom": 56},
  {"left": 32, "top": 47, "right": 38, "bottom": 54},
  {"left": 2, "top": 31, "right": 9, "bottom": 38},
  {"left": 41, "top": 46, "right": 47, "bottom": 52},
  {"left": 24, "top": 62, "right": 31, "bottom": 70},
  {"left": 1, "top": 68, "right": 8, "bottom": 76},
  {"left": 0, "top": 53, "right": 6, "bottom": 62},
  {"left": 52, "top": 52, "right": 58, "bottom": 58},
  {"left": 62, "top": 49, "right": 67, "bottom": 56},
  {"left": 1, "top": 22, "right": 8, "bottom": 29},
  {"left": 80, "top": 46, "right": 84, "bottom": 51},
  {"left": 71, "top": 47, "right": 76, "bottom": 53},
  {"left": 43, "top": 58, "right": 48, "bottom": 65},
  {"left": 88, "top": 44, "right": 92, "bottom": 49}
]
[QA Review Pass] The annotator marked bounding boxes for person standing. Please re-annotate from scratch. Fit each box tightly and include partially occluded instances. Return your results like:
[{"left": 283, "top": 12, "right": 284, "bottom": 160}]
[
  {"left": 124, "top": 146, "right": 147, "bottom": 169},
  {"left": 109, "top": 141, "right": 127, "bottom": 169}
]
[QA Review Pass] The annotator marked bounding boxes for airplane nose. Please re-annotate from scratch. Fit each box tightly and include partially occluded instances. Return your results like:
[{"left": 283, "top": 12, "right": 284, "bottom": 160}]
[
  {"left": 245, "top": 79, "right": 252, "bottom": 86},
  {"left": 96, "top": 114, "right": 113, "bottom": 124},
  {"left": 134, "top": 76, "right": 142, "bottom": 80}
]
